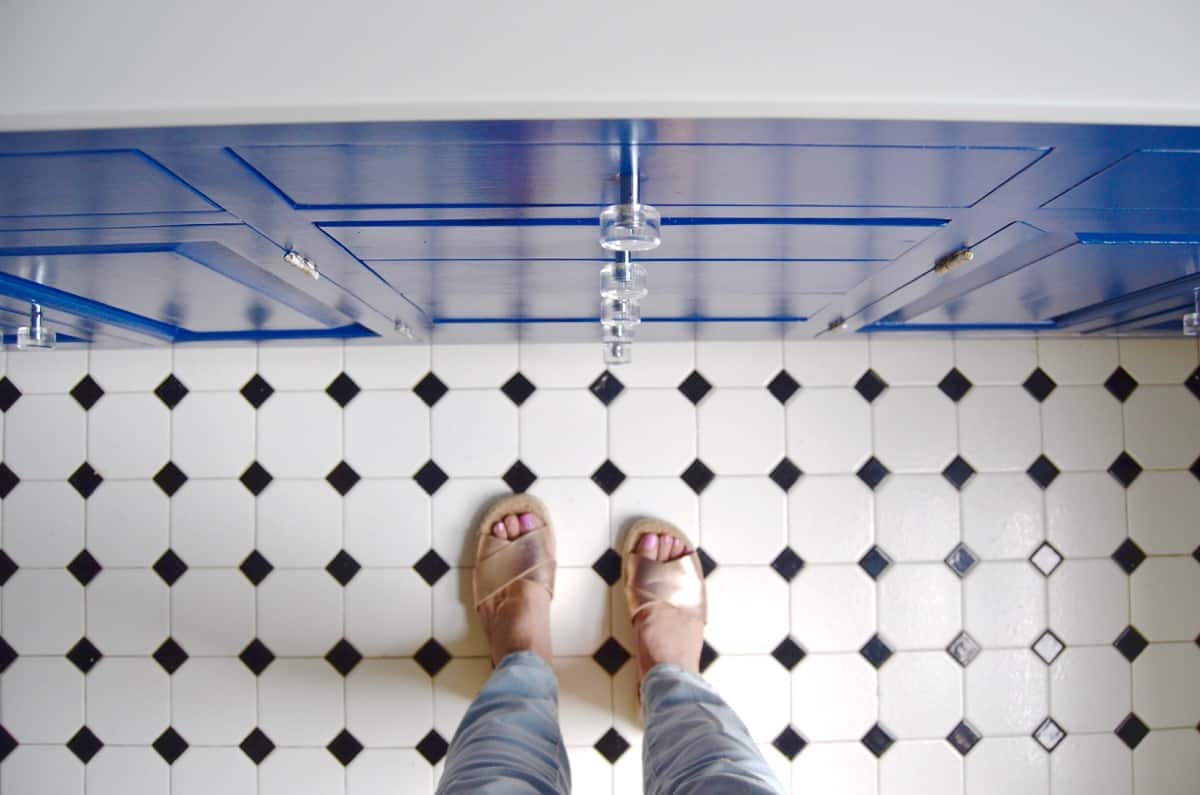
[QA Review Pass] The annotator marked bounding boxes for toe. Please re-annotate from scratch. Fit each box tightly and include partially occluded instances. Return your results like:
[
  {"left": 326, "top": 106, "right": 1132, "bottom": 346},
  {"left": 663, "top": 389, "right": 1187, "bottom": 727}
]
[
  {"left": 519, "top": 512, "right": 542, "bottom": 532},
  {"left": 657, "top": 533, "right": 671, "bottom": 562},
  {"left": 503, "top": 514, "right": 521, "bottom": 539},
  {"left": 638, "top": 532, "right": 659, "bottom": 559},
  {"left": 492, "top": 521, "right": 506, "bottom": 538}
]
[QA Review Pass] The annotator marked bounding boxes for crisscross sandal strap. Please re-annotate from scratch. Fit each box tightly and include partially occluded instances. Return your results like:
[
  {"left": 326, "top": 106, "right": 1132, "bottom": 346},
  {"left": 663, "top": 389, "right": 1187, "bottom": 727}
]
[
  {"left": 473, "top": 528, "right": 556, "bottom": 607},
  {"left": 621, "top": 519, "right": 707, "bottom": 624}
]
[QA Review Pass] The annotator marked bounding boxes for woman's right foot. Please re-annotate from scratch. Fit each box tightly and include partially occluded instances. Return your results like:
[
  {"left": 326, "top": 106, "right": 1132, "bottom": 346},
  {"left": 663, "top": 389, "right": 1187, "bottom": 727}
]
[{"left": 631, "top": 532, "right": 706, "bottom": 678}]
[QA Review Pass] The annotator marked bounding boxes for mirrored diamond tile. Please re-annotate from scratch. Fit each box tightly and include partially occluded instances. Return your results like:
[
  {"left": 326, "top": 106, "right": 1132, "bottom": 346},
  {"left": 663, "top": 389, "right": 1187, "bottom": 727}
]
[
  {"left": 1033, "top": 717, "right": 1066, "bottom": 751},
  {"left": 947, "top": 720, "right": 981, "bottom": 755},
  {"left": 1029, "top": 542, "right": 1064, "bottom": 576},
  {"left": 945, "top": 543, "right": 979, "bottom": 578},
  {"left": 947, "top": 631, "right": 982, "bottom": 667},
  {"left": 1032, "top": 630, "right": 1065, "bottom": 664}
]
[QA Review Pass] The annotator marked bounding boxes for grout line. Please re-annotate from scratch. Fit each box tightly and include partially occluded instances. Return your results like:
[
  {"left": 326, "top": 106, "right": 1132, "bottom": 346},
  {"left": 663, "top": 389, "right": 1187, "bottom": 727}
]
[
  {"left": 951, "top": 340, "right": 968, "bottom": 795},
  {"left": 867, "top": 338, "right": 883, "bottom": 795}
]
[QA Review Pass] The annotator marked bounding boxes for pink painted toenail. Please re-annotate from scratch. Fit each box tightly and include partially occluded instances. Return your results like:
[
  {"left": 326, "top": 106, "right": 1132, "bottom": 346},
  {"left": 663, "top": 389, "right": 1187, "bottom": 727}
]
[
  {"left": 519, "top": 513, "right": 538, "bottom": 530},
  {"left": 641, "top": 534, "right": 658, "bottom": 551},
  {"left": 493, "top": 522, "right": 505, "bottom": 535}
]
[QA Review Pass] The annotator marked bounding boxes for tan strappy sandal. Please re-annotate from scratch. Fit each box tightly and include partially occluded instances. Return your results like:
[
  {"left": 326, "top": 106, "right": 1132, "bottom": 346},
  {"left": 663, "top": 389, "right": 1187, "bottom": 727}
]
[
  {"left": 472, "top": 493, "right": 557, "bottom": 614},
  {"left": 621, "top": 518, "right": 707, "bottom": 700}
]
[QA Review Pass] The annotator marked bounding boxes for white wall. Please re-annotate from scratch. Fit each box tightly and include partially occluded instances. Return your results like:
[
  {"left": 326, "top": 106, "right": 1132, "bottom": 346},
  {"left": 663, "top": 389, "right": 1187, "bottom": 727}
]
[{"left": 2, "top": 0, "right": 1200, "bottom": 130}]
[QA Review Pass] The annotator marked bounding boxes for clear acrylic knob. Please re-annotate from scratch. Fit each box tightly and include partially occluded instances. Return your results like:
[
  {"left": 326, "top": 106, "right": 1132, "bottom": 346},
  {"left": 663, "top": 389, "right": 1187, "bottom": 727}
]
[
  {"left": 599, "top": 203, "right": 661, "bottom": 252},
  {"left": 1184, "top": 287, "right": 1199, "bottom": 336},
  {"left": 16, "top": 303, "right": 56, "bottom": 350}
]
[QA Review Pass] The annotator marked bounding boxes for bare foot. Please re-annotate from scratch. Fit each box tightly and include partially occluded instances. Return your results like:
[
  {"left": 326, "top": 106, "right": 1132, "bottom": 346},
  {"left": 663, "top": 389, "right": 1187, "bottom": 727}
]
[
  {"left": 632, "top": 532, "right": 705, "bottom": 678},
  {"left": 476, "top": 511, "right": 553, "bottom": 667}
]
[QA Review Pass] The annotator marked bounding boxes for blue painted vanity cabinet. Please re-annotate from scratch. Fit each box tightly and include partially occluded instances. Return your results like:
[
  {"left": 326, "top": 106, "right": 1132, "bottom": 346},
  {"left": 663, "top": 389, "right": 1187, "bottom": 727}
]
[{"left": 0, "top": 121, "right": 1198, "bottom": 343}]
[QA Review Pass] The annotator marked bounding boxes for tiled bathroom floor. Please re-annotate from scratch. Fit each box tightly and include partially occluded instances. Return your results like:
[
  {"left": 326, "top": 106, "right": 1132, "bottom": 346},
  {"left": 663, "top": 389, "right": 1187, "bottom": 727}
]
[{"left": 0, "top": 336, "right": 1197, "bottom": 795}]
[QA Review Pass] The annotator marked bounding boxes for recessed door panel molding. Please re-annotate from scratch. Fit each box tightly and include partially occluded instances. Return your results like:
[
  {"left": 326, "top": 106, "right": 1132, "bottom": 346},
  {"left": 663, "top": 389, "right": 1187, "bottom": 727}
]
[
  {"left": 236, "top": 142, "right": 1046, "bottom": 209},
  {"left": 907, "top": 234, "right": 1200, "bottom": 328},
  {"left": 321, "top": 217, "right": 945, "bottom": 263},
  {"left": 1045, "top": 149, "right": 1200, "bottom": 210},
  {"left": 0, "top": 149, "right": 222, "bottom": 219},
  {"left": 370, "top": 259, "right": 848, "bottom": 322}
]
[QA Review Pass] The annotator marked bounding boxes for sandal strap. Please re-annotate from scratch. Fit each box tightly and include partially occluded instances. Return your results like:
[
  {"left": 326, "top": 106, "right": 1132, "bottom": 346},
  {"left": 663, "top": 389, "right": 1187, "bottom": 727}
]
[
  {"left": 624, "top": 553, "right": 706, "bottom": 622},
  {"left": 473, "top": 528, "right": 556, "bottom": 608}
]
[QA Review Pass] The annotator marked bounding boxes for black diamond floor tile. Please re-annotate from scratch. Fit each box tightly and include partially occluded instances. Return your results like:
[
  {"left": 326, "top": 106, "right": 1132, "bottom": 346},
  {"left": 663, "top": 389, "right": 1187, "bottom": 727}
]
[
  {"left": 70, "top": 375, "right": 105, "bottom": 410},
  {"left": 325, "top": 639, "right": 363, "bottom": 676},
  {"left": 67, "top": 550, "right": 102, "bottom": 586},
  {"left": 942, "top": 455, "right": 976, "bottom": 490},
  {"left": 67, "top": 726, "right": 104, "bottom": 763},
  {"left": 500, "top": 372, "right": 537, "bottom": 406},
  {"left": 328, "top": 729, "right": 364, "bottom": 765},
  {"left": 0, "top": 550, "right": 14, "bottom": 586},
  {"left": 326, "top": 372, "right": 361, "bottom": 407},
  {"left": 1026, "top": 455, "right": 1060, "bottom": 489},
  {"left": 0, "top": 376, "right": 21, "bottom": 412},
  {"left": 1115, "top": 713, "right": 1150, "bottom": 749},
  {"left": 1192, "top": 456, "right": 1200, "bottom": 482},
  {"left": 769, "top": 458, "right": 803, "bottom": 492},
  {"left": 66, "top": 637, "right": 102, "bottom": 673},
  {"left": 414, "top": 550, "right": 451, "bottom": 586},
  {"left": 0, "top": 636, "right": 16, "bottom": 674},
  {"left": 772, "top": 725, "right": 807, "bottom": 760},
  {"left": 1104, "top": 367, "right": 1139, "bottom": 402},
  {"left": 860, "top": 635, "right": 894, "bottom": 669},
  {"left": 153, "top": 461, "right": 189, "bottom": 497},
  {"left": 153, "top": 637, "right": 189, "bottom": 674},
  {"left": 699, "top": 640, "right": 719, "bottom": 673},
  {"left": 68, "top": 463, "right": 103, "bottom": 499},
  {"left": 240, "top": 728, "right": 275, "bottom": 764},
  {"left": 593, "top": 728, "right": 630, "bottom": 764},
  {"left": 1187, "top": 367, "right": 1200, "bottom": 400},
  {"left": 153, "top": 727, "right": 189, "bottom": 764},
  {"left": 240, "top": 374, "right": 275, "bottom": 408},
  {"left": 414, "top": 372, "right": 449, "bottom": 407},
  {"left": 1023, "top": 368, "right": 1057, "bottom": 402},
  {"left": 591, "top": 549, "right": 622, "bottom": 586},
  {"left": 696, "top": 547, "right": 718, "bottom": 578},
  {"left": 678, "top": 370, "right": 713, "bottom": 404},
  {"left": 680, "top": 459, "right": 715, "bottom": 495},
  {"left": 858, "top": 546, "right": 891, "bottom": 580},
  {"left": 1111, "top": 538, "right": 1147, "bottom": 575},
  {"left": 154, "top": 374, "right": 189, "bottom": 409},
  {"left": 591, "top": 459, "right": 626, "bottom": 495},
  {"left": 938, "top": 368, "right": 973, "bottom": 402},
  {"left": 0, "top": 725, "right": 14, "bottom": 763},
  {"left": 153, "top": 549, "right": 188, "bottom": 585},
  {"left": 861, "top": 724, "right": 895, "bottom": 757},
  {"left": 589, "top": 371, "right": 625, "bottom": 406},
  {"left": 593, "top": 638, "right": 631, "bottom": 675},
  {"left": 414, "top": 460, "right": 449, "bottom": 495},
  {"left": 417, "top": 730, "right": 449, "bottom": 765},
  {"left": 1108, "top": 452, "right": 1143, "bottom": 488},
  {"left": 770, "top": 547, "right": 804, "bottom": 581},
  {"left": 854, "top": 369, "right": 888, "bottom": 403},
  {"left": 0, "top": 463, "right": 18, "bottom": 500},
  {"left": 239, "top": 462, "right": 273, "bottom": 496},
  {"left": 856, "top": 457, "right": 890, "bottom": 490},
  {"left": 502, "top": 460, "right": 537, "bottom": 493},
  {"left": 771, "top": 637, "right": 806, "bottom": 671},
  {"left": 240, "top": 550, "right": 274, "bottom": 585},
  {"left": 1114, "top": 625, "right": 1150, "bottom": 662},
  {"left": 326, "top": 461, "right": 361, "bottom": 496},
  {"left": 239, "top": 639, "right": 276, "bottom": 675},
  {"left": 947, "top": 720, "right": 981, "bottom": 755},
  {"left": 766, "top": 370, "right": 801, "bottom": 404},
  {"left": 414, "top": 639, "right": 452, "bottom": 677},
  {"left": 326, "top": 550, "right": 362, "bottom": 585}
]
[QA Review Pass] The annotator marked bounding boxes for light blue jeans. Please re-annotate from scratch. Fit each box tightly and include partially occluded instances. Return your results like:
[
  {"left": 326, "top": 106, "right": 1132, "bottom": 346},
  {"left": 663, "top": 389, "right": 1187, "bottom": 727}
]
[{"left": 437, "top": 651, "right": 785, "bottom": 794}]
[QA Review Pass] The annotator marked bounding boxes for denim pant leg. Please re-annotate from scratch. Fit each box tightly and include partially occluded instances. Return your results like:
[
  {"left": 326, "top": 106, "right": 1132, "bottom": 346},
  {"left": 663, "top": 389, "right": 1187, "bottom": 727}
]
[
  {"left": 437, "top": 651, "right": 571, "bottom": 795},
  {"left": 641, "top": 664, "right": 786, "bottom": 795}
]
